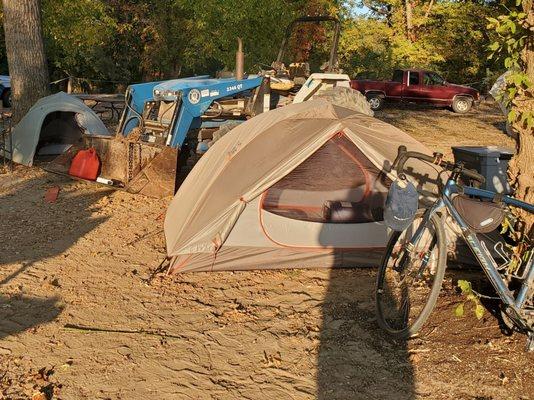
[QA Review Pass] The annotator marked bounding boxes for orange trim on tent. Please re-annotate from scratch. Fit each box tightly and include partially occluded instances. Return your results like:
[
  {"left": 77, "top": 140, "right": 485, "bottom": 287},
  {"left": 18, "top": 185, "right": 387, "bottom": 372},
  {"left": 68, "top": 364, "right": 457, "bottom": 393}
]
[
  {"left": 262, "top": 130, "right": 376, "bottom": 221},
  {"left": 258, "top": 192, "right": 385, "bottom": 251},
  {"left": 169, "top": 254, "right": 194, "bottom": 273}
]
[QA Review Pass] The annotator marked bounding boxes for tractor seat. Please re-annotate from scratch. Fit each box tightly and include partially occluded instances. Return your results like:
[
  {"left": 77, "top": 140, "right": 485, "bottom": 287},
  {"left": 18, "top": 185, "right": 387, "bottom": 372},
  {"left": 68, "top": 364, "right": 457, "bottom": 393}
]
[{"left": 270, "top": 77, "right": 295, "bottom": 92}]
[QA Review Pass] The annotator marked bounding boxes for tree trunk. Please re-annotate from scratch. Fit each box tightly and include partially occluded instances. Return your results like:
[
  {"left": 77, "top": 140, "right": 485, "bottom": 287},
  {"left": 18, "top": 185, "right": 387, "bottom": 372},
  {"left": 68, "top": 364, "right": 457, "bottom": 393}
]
[
  {"left": 1, "top": 0, "right": 50, "bottom": 124},
  {"left": 405, "top": 0, "right": 415, "bottom": 42},
  {"left": 424, "top": 0, "right": 435, "bottom": 20},
  {"left": 508, "top": 1, "right": 534, "bottom": 235},
  {"left": 509, "top": 117, "right": 534, "bottom": 235},
  {"left": 523, "top": 0, "right": 534, "bottom": 79}
]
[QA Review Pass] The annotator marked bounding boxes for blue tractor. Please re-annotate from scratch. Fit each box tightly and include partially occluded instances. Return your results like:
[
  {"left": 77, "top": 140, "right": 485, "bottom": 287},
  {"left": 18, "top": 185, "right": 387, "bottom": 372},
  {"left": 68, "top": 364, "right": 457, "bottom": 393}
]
[
  {"left": 94, "top": 16, "right": 356, "bottom": 197},
  {"left": 118, "top": 71, "right": 270, "bottom": 151}
]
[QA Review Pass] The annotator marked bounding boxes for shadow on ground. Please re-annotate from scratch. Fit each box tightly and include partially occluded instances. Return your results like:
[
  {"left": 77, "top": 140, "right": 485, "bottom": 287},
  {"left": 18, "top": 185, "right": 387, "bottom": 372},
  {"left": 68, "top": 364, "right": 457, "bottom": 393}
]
[
  {"left": 0, "top": 170, "right": 111, "bottom": 268},
  {"left": 0, "top": 294, "right": 63, "bottom": 340},
  {"left": 0, "top": 168, "right": 111, "bottom": 339},
  {"left": 317, "top": 267, "right": 415, "bottom": 399}
]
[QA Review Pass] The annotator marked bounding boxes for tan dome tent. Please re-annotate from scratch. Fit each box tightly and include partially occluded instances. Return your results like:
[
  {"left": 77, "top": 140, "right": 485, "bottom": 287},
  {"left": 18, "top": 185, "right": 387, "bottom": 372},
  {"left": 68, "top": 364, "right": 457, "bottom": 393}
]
[{"left": 164, "top": 99, "right": 439, "bottom": 273}]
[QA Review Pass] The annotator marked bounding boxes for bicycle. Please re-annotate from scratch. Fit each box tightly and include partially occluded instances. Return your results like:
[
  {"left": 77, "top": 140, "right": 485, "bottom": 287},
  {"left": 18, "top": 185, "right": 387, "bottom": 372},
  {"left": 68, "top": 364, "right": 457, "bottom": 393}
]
[{"left": 375, "top": 145, "right": 534, "bottom": 351}]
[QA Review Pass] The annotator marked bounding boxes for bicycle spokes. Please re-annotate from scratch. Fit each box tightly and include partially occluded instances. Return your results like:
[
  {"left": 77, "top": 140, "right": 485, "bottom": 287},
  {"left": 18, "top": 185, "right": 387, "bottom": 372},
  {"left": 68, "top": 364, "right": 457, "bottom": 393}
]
[{"left": 379, "top": 223, "right": 440, "bottom": 331}]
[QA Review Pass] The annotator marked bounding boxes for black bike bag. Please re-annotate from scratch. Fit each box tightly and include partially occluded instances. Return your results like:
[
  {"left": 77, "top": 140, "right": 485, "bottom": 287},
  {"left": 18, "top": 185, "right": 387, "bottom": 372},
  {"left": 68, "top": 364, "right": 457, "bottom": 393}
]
[{"left": 452, "top": 195, "right": 504, "bottom": 233}]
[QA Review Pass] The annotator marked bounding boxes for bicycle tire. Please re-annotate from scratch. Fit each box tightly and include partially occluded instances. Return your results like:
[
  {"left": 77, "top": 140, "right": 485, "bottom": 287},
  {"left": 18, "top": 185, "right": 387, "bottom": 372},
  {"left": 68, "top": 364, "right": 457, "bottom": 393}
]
[{"left": 375, "top": 209, "right": 447, "bottom": 339}]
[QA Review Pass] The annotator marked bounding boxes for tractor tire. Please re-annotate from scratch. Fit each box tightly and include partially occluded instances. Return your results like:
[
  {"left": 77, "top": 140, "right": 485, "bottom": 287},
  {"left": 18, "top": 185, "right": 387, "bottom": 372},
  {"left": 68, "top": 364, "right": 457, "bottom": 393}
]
[
  {"left": 314, "top": 86, "right": 374, "bottom": 117},
  {"left": 451, "top": 96, "right": 472, "bottom": 114},
  {"left": 366, "top": 93, "right": 384, "bottom": 111},
  {"left": 2, "top": 88, "right": 11, "bottom": 108},
  {"left": 211, "top": 122, "right": 241, "bottom": 146}
]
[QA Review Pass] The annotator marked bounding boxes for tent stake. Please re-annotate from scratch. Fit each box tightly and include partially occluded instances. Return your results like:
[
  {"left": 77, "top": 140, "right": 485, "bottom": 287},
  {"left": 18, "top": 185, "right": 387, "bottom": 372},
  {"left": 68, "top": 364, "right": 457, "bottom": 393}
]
[{"left": 144, "top": 257, "right": 170, "bottom": 283}]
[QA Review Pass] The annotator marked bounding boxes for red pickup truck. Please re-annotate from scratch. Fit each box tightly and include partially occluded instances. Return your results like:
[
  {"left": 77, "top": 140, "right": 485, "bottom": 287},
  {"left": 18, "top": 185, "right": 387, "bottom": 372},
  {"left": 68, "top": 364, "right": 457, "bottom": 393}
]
[{"left": 350, "top": 69, "right": 480, "bottom": 113}]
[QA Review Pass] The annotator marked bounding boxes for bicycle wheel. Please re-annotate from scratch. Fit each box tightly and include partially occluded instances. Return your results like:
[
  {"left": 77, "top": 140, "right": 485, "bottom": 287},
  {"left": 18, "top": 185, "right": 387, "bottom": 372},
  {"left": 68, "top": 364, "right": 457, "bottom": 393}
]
[{"left": 376, "top": 209, "right": 447, "bottom": 338}]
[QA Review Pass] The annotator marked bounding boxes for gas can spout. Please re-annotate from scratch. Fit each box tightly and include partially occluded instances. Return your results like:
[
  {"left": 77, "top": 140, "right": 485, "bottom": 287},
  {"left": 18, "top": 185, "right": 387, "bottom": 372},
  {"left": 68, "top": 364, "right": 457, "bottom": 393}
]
[{"left": 236, "top": 38, "right": 244, "bottom": 80}]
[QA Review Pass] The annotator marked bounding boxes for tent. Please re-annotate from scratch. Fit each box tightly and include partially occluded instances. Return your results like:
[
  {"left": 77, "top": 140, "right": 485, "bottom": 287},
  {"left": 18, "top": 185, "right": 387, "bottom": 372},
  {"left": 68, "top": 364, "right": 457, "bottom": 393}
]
[
  {"left": 9, "top": 92, "right": 110, "bottom": 166},
  {"left": 164, "top": 99, "right": 439, "bottom": 273}
]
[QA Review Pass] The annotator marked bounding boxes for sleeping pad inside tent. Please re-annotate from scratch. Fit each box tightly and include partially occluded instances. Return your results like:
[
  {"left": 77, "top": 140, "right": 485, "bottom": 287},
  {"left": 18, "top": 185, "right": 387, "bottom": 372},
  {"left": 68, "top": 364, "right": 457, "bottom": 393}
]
[{"left": 164, "top": 99, "right": 440, "bottom": 273}]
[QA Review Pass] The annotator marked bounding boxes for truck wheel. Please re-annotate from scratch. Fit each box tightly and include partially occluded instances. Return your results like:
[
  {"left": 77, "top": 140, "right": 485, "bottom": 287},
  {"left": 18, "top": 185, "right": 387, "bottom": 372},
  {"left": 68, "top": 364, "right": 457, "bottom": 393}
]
[
  {"left": 366, "top": 94, "right": 384, "bottom": 111},
  {"left": 452, "top": 96, "right": 472, "bottom": 113},
  {"left": 314, "top": 86, "right": 374, "bottom": 116},
  {"left": 2, "top": 88, "right": 11, "bottom": 108}
]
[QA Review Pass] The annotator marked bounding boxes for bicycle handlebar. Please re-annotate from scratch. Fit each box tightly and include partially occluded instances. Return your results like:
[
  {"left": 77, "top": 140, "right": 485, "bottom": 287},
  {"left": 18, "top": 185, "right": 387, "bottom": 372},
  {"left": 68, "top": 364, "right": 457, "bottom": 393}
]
[{"left": 389, "top": 145, "right": 486, "bottom": 184}]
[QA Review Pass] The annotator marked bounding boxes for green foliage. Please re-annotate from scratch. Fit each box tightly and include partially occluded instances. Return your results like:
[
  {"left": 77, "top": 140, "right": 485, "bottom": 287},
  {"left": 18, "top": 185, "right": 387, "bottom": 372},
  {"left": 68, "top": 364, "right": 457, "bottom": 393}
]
[
  {"left": 33, "top": 0, "right": 339, "bottom": 85},
  {"left": 487, "top": 4, "right": 533, "bottom": 130},
  {"left": 455, "top": 280, "right": 485, "bottom": 320},
  {"left": 338, "top": 0, "right": 503, "bottom": 86},
  {"left": 338, "top": 18, "right": 395, "bottom": 78},
  {"left": 0, "top": 0, "right": 518, "bottom": 91},
  {"left": 500, "top": 212, "right": 533, "bottom": 274},
  {"left": 179, "top": 0, "right": 319, "bottom": 76},
  {"left": 487, "top": 10, "right": 529, "bottom": 69},
  {"left": 42, "top": 0, "right": 117, "bottom": 80},
  {"left": 424, "top": 2, "right": 500, "bottom": 84},
  {"left": 338, "top": 16, "right": 447, "bottom": 79}
]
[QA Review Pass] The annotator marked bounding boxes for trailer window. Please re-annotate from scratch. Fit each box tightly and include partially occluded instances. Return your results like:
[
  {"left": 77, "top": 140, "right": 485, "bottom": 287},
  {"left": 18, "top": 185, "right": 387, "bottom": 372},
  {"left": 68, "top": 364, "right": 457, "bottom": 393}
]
[{"left": 408, "top": 71, "right": 419, "bottom": 86}]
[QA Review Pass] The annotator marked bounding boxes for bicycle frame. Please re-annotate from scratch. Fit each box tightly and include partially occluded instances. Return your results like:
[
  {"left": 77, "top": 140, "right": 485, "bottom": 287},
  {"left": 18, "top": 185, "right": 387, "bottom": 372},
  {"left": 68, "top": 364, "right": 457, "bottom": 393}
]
[{"left": 407, "top": 178, "right": 534, "bottom": 327}]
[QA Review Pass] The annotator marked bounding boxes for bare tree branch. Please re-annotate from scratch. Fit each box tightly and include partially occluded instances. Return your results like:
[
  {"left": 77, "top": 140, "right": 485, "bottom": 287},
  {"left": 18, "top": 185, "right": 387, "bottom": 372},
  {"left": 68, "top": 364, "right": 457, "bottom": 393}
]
[
  {"left": 362, "top": 0, "right": 391, "bottom": 17},
  {"left": 424, "top": 0, "right": 435, "bottom": 20}
]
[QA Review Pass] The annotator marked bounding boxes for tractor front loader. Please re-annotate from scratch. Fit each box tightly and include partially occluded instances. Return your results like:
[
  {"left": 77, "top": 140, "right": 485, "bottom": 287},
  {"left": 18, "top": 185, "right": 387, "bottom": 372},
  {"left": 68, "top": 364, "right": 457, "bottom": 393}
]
[{"left": 91, "top": 16, "right": 368, "bottom": 198}]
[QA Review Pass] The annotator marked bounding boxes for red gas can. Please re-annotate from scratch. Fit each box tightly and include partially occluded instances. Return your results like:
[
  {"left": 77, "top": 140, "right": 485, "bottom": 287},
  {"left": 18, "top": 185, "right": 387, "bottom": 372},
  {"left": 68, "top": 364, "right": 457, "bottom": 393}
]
[{"left": 68, "top": 148, "right": 100, "bottom": 180}]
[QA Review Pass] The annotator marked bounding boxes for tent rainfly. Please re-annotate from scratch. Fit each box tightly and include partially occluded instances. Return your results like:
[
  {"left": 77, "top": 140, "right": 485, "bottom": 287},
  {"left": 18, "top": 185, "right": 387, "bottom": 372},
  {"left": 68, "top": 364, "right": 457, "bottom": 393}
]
[{"left": 164, "top": 99, "right": 439, "bottom": 273}]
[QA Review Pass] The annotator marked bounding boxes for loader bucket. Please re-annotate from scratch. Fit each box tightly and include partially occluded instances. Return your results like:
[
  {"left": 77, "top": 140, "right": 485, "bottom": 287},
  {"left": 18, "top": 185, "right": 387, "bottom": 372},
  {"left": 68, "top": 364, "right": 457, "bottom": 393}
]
[
  {"left": 39, "top": 134, "right": 178, "bottom": 198},
  {"left": 124, "top": 146, "right": 178, "bottom": 197},
  {"left": 83, "top": 135, "right": 178, "bottom": 198}
]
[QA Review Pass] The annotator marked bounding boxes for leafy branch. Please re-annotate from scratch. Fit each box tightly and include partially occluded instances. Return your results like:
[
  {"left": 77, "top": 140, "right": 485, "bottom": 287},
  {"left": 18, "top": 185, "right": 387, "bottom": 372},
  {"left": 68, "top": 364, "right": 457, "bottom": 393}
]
[
  {"left": 487, "top": 3, "right": 534, "bottom": 130},
  {"left": 500, "top": 212, "right": 533, "bottom": 273},
  {"left": 455, "top": 280, "right": 485, "bottom": 320}
]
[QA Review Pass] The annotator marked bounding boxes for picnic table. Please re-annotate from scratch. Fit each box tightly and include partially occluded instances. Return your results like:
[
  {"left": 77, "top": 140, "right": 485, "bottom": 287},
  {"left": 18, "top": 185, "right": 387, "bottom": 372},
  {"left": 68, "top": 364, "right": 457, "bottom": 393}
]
[{"left": 75, "top": 93, "right": 125, "bottom": 121}]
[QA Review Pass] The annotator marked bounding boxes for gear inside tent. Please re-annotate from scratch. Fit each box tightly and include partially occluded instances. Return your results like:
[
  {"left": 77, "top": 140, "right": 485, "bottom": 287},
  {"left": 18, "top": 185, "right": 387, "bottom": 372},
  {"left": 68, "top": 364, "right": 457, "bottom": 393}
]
[{"left": 164, "top": 99, "right": 441, "bottom": 273}]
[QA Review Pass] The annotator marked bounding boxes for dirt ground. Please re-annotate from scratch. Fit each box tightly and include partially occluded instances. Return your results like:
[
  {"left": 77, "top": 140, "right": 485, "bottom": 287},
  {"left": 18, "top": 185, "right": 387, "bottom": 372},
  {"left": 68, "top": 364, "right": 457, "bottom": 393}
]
[{"left": 1, "top": 100, "right": 532, "bottom": 400}]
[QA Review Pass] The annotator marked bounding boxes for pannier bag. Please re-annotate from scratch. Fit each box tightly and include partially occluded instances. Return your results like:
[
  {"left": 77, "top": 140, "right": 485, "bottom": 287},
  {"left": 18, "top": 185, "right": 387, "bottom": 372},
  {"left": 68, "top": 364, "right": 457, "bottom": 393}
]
[{"left": 452, "top": 195, "right": 504, "bottom": 233}]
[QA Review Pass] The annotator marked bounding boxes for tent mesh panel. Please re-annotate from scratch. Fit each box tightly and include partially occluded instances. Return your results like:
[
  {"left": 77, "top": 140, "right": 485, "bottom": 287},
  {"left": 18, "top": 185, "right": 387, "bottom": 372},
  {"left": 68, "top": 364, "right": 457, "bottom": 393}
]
[{"left": 262, "top": 133, "right": 391, "bottom": 223}]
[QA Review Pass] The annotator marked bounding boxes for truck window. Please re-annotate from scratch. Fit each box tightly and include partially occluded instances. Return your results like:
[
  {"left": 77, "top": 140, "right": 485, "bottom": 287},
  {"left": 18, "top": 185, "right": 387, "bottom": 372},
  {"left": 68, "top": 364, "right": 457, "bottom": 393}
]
[
  {"left": 392, "top": 70, "right": 403, "bottom": 83},
  {"left": 408, "top": 71, "right": 419, "bottom": 86},
  {"left": 424, "top": 72, "right": 445, "bottom": 85}
]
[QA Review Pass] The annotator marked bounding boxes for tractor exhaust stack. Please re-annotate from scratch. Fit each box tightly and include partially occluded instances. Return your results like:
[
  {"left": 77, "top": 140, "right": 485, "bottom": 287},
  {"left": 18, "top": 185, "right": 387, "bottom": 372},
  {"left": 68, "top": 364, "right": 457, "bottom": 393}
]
[{"left": 236, "top": 38, "right": 244, "bottom": 80}]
